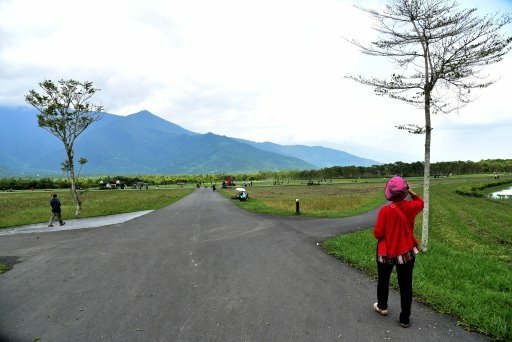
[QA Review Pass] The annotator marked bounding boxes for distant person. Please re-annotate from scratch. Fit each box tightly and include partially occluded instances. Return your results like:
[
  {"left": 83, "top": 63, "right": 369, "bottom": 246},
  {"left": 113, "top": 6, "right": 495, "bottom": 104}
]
[
  {"left": 48, "top": 193, "right": 65, "bottom": 227},
  {"left": 373, "top": 176, "right": 424, "bottom": 328}
]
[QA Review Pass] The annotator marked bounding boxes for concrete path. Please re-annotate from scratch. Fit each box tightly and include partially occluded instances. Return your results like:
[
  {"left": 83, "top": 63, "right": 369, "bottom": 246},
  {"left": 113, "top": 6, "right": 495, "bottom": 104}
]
[
  {"left": 0, "top": 189, "right": 489, "bottom": 341},
  {"left": 0, "top": 211, "right": 153, "bottom": 237}
]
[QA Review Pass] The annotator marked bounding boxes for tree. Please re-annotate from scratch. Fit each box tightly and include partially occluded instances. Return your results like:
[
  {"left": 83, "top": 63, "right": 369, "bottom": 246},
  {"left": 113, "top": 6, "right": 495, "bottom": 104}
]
[
  {"left": 26, "top": 79, "right": 104, "bottom": 217},
  {"left": 347, "top": 0, "right": 511, "bottom": 251},
  {"left": 62, "top": 157, "right": 88, "bottom": 178}
]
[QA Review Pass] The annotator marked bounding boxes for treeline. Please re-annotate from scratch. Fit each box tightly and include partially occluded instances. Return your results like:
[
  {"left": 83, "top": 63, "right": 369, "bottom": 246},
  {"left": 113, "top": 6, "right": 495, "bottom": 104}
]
[
  {"left": 290, "top": 159, "right": 512, "bottom": 180},
  {"left": 1, "top": 159, "right": 510, "bottom": 190},
  {"left": 0, "top": 174, "right": 250, "bottom": 191}
]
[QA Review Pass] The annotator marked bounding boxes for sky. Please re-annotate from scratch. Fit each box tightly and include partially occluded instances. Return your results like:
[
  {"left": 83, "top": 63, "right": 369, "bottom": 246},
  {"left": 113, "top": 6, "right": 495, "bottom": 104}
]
[{"left": 0, "top": 0, "right": 511, "bottom": 164}]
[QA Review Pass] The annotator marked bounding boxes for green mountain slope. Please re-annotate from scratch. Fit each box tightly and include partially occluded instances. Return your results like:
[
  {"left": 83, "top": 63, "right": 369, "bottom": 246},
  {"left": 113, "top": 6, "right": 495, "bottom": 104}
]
[{"left": 0, "top": 107, "right": 379, "bottom": 175}]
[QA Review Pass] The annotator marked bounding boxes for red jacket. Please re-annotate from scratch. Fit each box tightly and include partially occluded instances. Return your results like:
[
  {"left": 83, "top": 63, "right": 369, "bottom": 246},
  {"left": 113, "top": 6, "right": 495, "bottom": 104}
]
[{"left": 374, "top": 194, "right": 424, "bottom": 258}]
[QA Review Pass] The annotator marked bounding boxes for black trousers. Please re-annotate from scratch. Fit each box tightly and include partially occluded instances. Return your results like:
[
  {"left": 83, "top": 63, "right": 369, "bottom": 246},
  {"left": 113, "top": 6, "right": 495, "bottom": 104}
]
[{"left": 377, "top": 257, "right": 415, "bottom": 324}]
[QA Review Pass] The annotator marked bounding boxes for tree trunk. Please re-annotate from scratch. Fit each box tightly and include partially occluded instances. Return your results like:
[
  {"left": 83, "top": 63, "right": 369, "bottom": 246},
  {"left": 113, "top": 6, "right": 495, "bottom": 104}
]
[
  {"left": 66, "top": 147, "right": 81, "bottom": 217},
  {"left": 420, "top": 93, "right": 432, "bottom": 252}
]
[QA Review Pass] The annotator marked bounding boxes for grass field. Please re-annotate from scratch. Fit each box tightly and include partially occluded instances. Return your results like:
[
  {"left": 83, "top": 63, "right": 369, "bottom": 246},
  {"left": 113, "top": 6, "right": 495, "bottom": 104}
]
[
  {"left": 319, "top": 175, "right": 511, "bottom": 341},
  {"left": 218, "top": 178, "right": 403, "bottom": 217},
  {"left": 223, "top": 175, "right": 511, "bottom": 340},
  {"left": 0, "top": 187, "right": 193, "bottom": 229}
]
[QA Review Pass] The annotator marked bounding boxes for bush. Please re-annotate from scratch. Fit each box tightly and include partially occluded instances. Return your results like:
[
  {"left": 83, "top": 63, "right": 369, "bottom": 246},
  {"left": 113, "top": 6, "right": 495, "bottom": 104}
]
[
  {"left": 455, "top": 186, "right": 483, "bottom": 197},
  {"left": 456, "top": 180, "right": 512, "bottom": 198}
]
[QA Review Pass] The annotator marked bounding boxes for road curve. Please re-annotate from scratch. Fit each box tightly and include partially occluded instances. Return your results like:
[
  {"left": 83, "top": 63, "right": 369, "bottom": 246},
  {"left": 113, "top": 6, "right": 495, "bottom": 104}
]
[{"left": 0, "top": 189, "right": 488, "bottom": 341}]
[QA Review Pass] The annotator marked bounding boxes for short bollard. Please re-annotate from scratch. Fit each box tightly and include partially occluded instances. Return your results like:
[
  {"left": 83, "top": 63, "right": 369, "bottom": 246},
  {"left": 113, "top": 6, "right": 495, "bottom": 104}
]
[{"left": 295, "top": 198, "right": 300, "bottom": 215}]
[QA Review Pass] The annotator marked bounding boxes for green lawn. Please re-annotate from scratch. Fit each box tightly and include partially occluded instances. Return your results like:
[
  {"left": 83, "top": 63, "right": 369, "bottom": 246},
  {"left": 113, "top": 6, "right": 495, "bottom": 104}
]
[
  {"left": 0, "top": 188, "right": 194, "bottom": 229},
  {"left": 218, "top": 178, "right": 402, "bottom": 217},
  {"left": 322, "top": 175, "right": 512, "bottom": 341}
]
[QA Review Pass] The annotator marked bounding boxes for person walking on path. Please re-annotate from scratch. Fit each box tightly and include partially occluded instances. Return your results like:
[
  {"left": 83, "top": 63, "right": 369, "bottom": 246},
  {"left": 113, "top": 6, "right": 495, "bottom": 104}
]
[
  {"left": 372, "top": 176, "right": 424, "bottom": 328},
  {"left": 48, "top": 193, "right": 65, "bottom": 227}
]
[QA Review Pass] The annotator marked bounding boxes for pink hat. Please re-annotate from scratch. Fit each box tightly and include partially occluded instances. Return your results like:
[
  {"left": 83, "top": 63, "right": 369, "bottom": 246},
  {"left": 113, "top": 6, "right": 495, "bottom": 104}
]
[{"left": 385, "top": 176, "right": 408, "bottom": 201}]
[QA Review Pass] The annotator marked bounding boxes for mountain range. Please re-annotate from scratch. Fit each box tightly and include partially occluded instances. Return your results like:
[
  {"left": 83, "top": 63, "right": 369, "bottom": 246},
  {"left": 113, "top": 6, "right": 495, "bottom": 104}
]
[{"left": 0, "top": 106, "right": 379, "bottom": 176}]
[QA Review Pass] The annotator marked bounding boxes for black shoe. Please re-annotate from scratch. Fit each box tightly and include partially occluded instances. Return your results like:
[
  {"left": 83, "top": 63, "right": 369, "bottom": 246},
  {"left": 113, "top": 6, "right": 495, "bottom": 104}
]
[{"left": 60, "top": 222, "right": 66, "bottom": 226}]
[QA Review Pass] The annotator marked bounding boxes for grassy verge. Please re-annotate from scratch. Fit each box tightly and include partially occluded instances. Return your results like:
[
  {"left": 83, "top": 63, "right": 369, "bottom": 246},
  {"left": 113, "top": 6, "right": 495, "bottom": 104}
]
[
  {"left": 322, "top": 175, "right": 512, "bottom": 341},
  {"left": 0, "top": 263, "right": 8, "bottom": 274},
  {"left": 0, "top": 188, "right": 194, "bottom": 228},
  {"left": 217, "top": 179, "right": 401, "bottom": 217}
]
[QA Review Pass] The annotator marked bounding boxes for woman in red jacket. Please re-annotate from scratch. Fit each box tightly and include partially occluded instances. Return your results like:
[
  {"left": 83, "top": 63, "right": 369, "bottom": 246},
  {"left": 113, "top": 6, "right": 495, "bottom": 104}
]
[{"left": 373, "top": 176, "right": 424, "bottom": 328}]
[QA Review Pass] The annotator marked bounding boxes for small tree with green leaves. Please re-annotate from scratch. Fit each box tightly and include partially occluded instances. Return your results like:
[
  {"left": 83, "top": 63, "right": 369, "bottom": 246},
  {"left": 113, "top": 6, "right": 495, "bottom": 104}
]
[
  {"left": 347, "top": 0, "right": 511, "bottom": 251},
  {"left": 61, "top": 157, "right": 88, "bottom": 189},
  {"left": 26, "top": 79, "right": 103, "bottom": 217}
]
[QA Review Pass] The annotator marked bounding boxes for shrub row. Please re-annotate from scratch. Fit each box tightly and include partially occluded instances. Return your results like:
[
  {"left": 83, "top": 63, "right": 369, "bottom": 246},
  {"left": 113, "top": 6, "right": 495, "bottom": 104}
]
[
  {"left": 455, "top": 186, "right": 483, "bottom": 197},
  {"left": 455, "top": 180, "right": 512, "bottom": 197}
]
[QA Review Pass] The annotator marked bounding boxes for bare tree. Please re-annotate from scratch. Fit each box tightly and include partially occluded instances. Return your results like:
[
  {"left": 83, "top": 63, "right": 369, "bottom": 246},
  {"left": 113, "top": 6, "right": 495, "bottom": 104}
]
[
  {"left": 26, "top": 79, "right": 104, "bottom": 217},
  {"left": 347, "top": 0, "right": 511, "bottom": 251}
]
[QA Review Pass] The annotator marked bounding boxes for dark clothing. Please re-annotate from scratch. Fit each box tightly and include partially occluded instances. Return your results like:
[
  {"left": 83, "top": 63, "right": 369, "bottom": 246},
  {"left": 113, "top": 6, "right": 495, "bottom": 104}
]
[
  {"left": 377, "top": 256, "right": 415, "bottom": 325},
  {"left": 50, "top": 197, "right": 62, "bottom": 213},
  {"left": 49, "top": 212, "right": 64, "bottom": 226},
  {"left": 49, "top": 196, "right": 64, "bottom": 226}
]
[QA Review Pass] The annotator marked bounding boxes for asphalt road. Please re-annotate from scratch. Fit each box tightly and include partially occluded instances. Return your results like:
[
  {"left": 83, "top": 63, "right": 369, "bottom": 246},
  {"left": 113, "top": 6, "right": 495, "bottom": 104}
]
[{"left": 0, "top": 189, "right": 489, "bottom": 341}]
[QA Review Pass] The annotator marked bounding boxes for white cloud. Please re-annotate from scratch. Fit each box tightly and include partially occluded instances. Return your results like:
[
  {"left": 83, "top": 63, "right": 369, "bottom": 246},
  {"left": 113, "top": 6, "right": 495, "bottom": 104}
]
[{"left": 0, "top": 0, "right": 511, "bottom": 163}]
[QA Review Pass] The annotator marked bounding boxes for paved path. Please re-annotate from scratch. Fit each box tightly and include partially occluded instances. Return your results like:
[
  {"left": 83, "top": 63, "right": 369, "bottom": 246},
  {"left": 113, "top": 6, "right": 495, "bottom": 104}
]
[
  {"left": 0, "top": 189, "right": 488, "bottom": 341},
  {"left": 0, "top": 211, "right": 153, "bottom": 237}
]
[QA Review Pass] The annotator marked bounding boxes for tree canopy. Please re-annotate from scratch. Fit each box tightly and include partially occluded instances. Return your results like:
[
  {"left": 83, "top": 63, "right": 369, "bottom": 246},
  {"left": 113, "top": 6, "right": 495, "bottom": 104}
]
[
  {"left": 348, "top": 0, "right": 511, "bottom": 117},
  {"left": 26, "top": 80, "right": 104, "bottom": 149},
  {"left": 25, "top": 79, "right": 104, "bottom": 216}
]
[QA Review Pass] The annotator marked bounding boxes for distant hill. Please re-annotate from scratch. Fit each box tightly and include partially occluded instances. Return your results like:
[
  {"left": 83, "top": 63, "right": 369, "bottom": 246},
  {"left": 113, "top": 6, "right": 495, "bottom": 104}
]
[
  {"left": 0, "top": 106, "right": 379, "bottom": 176},
  {"left": 236, "top": 140, "right": 379, "bottom": 168},
  {"left": 157, "top": 133, "right": 315, "bottom": 174}
]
